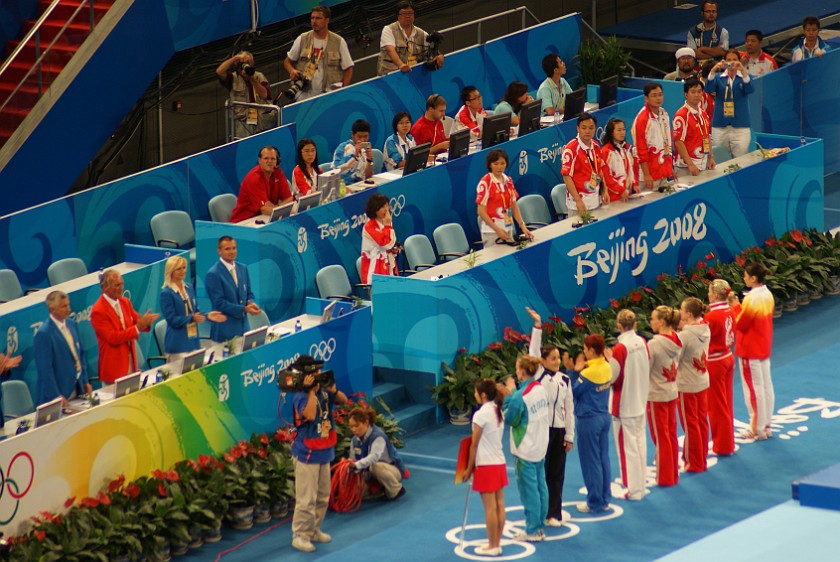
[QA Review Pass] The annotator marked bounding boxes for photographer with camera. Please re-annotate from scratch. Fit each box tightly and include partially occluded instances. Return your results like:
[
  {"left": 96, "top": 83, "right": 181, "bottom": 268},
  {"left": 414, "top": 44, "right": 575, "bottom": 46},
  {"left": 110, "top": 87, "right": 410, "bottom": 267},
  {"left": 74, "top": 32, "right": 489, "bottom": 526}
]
[
  {"left": 360, "top": 193, "right": 400, "bottom": 284},
  {"left": 332, "top": 119, "right": 374, "bottom": 185},
  {"left": 705, "top": 49, "right": 753, "bottom": 158},
  {"left": 284, "top": 5, "right": 354, "bottom": 102},
  {"left": 215, "top": 51, "right": 273, "bottom": 138},
  {"left": 377, "top": 1, "right": 444, "bottom": 76},
  {"left": 288, "top": 356, "right": 348, "bottom": 553}
]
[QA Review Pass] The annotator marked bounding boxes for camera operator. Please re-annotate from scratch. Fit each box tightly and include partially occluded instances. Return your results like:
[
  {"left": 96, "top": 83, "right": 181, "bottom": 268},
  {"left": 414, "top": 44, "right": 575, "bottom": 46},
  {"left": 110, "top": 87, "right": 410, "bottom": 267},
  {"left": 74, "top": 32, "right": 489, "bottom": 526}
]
[
  {"left": 284, "top": 5, "right": 354, "bottom": 102},
  {"left": 377, "top": 1, "right": 444, "bottom": 75},
  {"left": 215, "top": 51, "right": 273, "bottom": 138},
  {"left": 290, "top": 356, "right": 348, "bottom": 553}
]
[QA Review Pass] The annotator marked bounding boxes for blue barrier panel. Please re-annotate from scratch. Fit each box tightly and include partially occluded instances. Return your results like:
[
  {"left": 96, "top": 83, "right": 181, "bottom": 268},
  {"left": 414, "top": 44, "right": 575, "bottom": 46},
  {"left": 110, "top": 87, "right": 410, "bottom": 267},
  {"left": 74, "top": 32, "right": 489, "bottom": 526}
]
[
  {"left": 0, "top": 124, "right": 296, "bottom": 290},
  {"left": 194, "top": 94, "right": 648, "bottom": 321},
  {"left": 282, "top": 13, "right": 583, "bottom": 156},
  {"left": 371, "top": 134, "right": 824, "bottom": 376}
]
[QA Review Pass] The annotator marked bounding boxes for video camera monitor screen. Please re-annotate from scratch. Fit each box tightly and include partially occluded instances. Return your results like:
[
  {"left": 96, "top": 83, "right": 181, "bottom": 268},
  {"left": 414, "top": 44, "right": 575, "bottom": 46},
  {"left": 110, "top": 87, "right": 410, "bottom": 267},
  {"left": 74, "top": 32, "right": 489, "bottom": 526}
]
[
  {"left": 403, "top": 142, "right": 432, "bottom": 176},
  {"left": 599, "top": 75, "right": 619, "bottom": 109}
]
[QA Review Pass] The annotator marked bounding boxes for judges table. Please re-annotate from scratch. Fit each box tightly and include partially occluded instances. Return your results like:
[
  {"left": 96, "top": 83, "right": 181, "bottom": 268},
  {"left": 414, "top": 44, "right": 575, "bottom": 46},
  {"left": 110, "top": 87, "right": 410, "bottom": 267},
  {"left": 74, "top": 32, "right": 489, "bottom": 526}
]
[
  {"left": 371, "top": 134, "right": 825, "bottom": 378},
  {"left": 0, "top": 246, "right": 183, "bottom": 398},
  {"left": 0, "top": 297, "right": 371, "bottom": 534}
]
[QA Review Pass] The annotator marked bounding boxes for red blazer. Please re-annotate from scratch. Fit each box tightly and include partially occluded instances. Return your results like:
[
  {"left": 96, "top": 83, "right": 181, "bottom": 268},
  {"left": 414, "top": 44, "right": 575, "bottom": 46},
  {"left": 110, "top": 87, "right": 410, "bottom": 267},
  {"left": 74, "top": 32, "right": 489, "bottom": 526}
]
[{"left": 90, "top": 295, "right": 147, "bottom": 383}]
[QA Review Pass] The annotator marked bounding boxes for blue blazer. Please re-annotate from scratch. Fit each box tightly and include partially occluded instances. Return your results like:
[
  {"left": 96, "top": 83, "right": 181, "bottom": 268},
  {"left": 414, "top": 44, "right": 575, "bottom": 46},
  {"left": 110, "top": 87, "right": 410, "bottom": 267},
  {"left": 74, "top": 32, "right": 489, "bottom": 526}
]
[
  {"left": 705, "top": 73, "right": 754, "bottom": 128},
  {"left": 205, "top": 260, "right": 255, "bottom": 342},
  {"left": 34, "top": 317, "right": 89, "bottom": 405},
  {"left": 159, "top": 284, "right": 202, "bottom": 354}
]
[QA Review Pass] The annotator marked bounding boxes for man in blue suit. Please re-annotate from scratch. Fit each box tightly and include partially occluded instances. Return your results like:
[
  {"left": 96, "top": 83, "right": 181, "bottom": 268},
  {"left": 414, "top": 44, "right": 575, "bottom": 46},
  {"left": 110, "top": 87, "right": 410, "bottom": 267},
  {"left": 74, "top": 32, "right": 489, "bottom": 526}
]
[
  {"left": 205, "top": 236, "right": 262, "bottom": 342},
  {"left": 34, "top": 291, "right": 92, "bottom": 406}
]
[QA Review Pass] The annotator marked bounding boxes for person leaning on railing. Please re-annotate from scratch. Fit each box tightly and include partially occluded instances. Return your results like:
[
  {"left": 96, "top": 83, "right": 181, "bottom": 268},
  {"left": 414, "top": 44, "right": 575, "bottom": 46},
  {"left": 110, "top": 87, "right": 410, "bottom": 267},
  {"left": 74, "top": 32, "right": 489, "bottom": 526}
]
[
  {"left": 377, "top": 0, "right": 444, "bottom": 75},
  {"left": 215, "top": 51, "right": 273, "bottom": 138}
]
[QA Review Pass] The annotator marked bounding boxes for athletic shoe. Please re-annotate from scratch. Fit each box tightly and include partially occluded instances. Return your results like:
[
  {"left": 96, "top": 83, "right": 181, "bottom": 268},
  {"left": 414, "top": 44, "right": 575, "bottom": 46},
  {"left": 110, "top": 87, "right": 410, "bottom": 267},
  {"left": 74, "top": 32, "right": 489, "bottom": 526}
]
[
  {"left": 764, "top": 426, "right": 773, "bottom": 438},
  {"left": 388, "top": 486, "right": 407, "bottom": 500},
  {"left": 577, "top": 503, "right": 594, "bottom": 513},
  {"left": 311, "top": 530, "right": 331, "bottom": 543},
  {"left": 292, "top": 535, "right": 316, "bottom": 552},
  {"left": 739, "top": 429, "right": 759, "bottom": 440},
  {"left": 512, "top": 530, "right": 544, "bottom": 542},
  {"left": 475, "top": 545, "right": 503, "bottom": 556},
  {"left": 545, "top": 517, "right": 563, "bottom": 527}
]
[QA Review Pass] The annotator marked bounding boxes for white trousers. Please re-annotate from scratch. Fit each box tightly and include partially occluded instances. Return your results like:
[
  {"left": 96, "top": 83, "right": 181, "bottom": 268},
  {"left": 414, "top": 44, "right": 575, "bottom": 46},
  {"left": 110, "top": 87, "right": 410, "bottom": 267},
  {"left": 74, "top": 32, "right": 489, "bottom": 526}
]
[
  {"left": 292, "top": 459, "right": 331, "bottom": 540},
  {"left": 612, "top": 415, "right": 647, "bottom": 500},
  {"left": 711, "top": 126, "right": 751, "bottom": 158},
  {"left": 566, "top": 191, "right": 601, "bottom": 215},
  {"left": 739, "top": 358, "right": 774, "bottom": 434}
]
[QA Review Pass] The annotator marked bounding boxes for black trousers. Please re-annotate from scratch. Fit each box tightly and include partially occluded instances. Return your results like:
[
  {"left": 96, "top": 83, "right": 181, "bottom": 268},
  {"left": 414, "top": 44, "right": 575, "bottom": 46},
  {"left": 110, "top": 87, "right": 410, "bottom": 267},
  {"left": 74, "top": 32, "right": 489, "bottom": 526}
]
[{"left": 545, "top": 427, "right": 568, "bottom": 520}]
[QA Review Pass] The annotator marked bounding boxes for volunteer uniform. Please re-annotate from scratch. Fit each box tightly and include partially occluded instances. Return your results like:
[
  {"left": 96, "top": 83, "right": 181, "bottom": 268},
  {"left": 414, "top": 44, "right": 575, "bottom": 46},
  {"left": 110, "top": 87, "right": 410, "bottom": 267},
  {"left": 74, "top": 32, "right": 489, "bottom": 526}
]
[
  {"left": 561, "top": 135, "right": 604, "bottom": 212},
  {"left": 601, "top": 140, "right": 639, "bottom": 202},
  {"left": 632, "top": 104, "right": 673, "bottom": 187},
  {"left": 360, "top": 217, "right": 398, "bottom": 284},
  {"left": 476, "top": 172, "right": 519, "bottom": 246},
  {"left": 673, "top": 103, "right": 712, "bottom": 171}
]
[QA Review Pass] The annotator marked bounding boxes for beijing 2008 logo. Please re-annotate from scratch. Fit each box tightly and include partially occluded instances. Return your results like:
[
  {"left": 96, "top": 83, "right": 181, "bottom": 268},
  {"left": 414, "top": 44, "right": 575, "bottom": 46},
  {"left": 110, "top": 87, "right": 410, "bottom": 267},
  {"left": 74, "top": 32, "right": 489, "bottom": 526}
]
[
  {"left": 0, "top": 452, "right": 35, "bottom": 525},
  {"left": 6, "top": 326, "right": 18, "bottom": 355},
  {"left": 518, "top": 150, "right": 528, "bottom": 175}
]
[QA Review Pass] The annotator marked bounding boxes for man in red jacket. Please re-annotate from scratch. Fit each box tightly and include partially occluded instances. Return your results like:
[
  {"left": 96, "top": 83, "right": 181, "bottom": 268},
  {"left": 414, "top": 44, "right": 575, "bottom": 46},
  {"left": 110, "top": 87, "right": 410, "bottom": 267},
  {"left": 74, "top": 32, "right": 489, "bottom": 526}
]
[{"left": 90, "top": 270, "right": 159, "bottom": 383}]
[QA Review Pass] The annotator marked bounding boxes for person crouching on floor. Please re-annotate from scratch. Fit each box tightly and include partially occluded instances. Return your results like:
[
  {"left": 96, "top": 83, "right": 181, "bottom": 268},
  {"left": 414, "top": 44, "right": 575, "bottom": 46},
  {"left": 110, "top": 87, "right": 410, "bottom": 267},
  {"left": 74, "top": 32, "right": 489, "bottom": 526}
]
[{"left": 348, "top": 406, "right": 407, "bottom": 500}]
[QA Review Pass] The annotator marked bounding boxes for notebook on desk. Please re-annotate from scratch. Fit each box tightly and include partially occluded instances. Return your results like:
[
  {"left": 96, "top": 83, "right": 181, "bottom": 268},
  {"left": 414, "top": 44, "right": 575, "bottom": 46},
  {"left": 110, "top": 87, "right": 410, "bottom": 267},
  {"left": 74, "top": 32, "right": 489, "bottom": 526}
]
[
  {"left": 241, "top": 326, "right": 269, "bottom": 351},
  {"left": 180, "top": 348, "right": 207, "bottom": 374}
]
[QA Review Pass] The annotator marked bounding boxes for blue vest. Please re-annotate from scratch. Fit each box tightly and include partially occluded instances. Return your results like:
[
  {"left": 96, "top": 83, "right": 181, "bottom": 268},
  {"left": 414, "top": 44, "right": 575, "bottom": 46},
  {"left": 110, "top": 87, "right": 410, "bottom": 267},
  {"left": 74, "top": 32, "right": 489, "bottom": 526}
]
[{"left": 352, "top": 425, "right": 406, "bottom": 475}]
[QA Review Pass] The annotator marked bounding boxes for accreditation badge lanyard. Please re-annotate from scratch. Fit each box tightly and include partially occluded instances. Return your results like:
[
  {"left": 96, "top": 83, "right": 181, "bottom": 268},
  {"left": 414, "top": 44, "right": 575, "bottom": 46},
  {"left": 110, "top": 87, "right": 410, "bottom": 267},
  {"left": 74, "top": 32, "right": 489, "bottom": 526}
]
[
  {"left": 401, "top": 26, "right": 417, "bottom": 65},
  {"left": 493, "top": 174, "right": 513, "bottom": 226},
  {"left": 548, "top": 80, "right": 562, "bottom": 110},
  {"left": 619, "top": 142, "right": 635, "bottom": 189},
  {"left": 689, "top": 105, "right": 711, "bottom": 155},
  {"left": 723, "top": 78, "right": 735, "bottom": 117},
  {"left": 317, "top": 392, "right": 332, "bottom": 438},
  {"left": 305, "top": 41, "right": 325, "bottom": 78},
  {"left": 180, "top": 287, "right": 198, "bottom": 338},
  {"left": 700, "top": 23, "right": 717, "bottom": 48},
  {"left": 246, "top": 81, "right": 259, "bottom": 125},
  {"left": 653, "top": 108, "right": 672, "bottom": 157},
  {"left": 582, "top": 142, "right": 600, "bottom": 192}
]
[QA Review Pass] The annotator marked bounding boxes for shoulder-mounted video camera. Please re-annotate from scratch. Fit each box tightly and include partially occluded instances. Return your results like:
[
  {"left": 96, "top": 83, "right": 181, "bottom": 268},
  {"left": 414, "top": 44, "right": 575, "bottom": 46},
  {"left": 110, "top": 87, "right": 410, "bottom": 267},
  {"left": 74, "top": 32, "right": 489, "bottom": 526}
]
[
  {"left": 277, "top": 355, "right": 335, "bottom": 392},
  {"left": 424, "top": 31, "right": 444, "bottom": 70}
]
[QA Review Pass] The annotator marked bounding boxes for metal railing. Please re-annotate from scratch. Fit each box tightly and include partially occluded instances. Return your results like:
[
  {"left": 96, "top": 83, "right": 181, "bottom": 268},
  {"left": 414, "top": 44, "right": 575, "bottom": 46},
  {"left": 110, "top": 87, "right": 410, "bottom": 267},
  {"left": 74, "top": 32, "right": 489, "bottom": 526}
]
[
  {"left": 225, "top": 99, "right": 282, "bottom": 142},
  {"left": 0, "top": 0, "right": 101, "bottom": 133}
]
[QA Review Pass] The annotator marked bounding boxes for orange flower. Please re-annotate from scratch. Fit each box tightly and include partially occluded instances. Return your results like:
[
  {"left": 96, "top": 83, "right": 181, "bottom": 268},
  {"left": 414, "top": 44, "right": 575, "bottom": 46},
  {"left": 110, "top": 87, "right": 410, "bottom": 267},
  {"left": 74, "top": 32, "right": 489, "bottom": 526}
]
[
  {"left": 790, "top": 230, "right": 803, "bottom": 242},
  {"left": 34, "top": 530, "right": 46, "bottom": 542},
  {"left": 260, "top": 434, "right": 269, "bottom": 445},
  {"left": 610, "top": 298, "right": 620, "bottom": 308}
]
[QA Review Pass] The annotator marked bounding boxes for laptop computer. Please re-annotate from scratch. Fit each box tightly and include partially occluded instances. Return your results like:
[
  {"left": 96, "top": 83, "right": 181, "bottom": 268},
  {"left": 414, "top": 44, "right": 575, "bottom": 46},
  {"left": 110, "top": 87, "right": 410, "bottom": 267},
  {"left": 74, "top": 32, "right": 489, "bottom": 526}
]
[
  {"left": 114, "top": 371, "right": 142, "bottom": 399},
  {"left": 241, "top": 326, "right": 269, "bottom": 352},
  {"left": 320, "top": 300, "right": 337, "bottom": 323},
  {"left": 270, "top": 202, "right": 295, "bottom": 223},
  {"left": 297, "top": 191, "right": 322, "bottom": 213},
  {"left": 35, "top": 398, "right": 63, "bottom": 427},
  {"left": 180, "top": 348, "right": 206, "bottom": 374}
]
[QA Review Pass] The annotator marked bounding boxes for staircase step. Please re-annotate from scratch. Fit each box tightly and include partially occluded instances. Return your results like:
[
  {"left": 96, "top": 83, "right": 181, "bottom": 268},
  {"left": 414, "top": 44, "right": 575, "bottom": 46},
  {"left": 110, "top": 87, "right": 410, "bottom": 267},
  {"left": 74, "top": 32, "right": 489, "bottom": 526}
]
[
  {"left": 6, "top": 39, "right": 79, "bottom": 64},
  {"left": 372, "top": 382, "right": 408, "bottom": 410},
  {"left": 393, "top": 404, "right": 437, "bottom": 436},
  {"left": 0, "top": 83, "right": 44, "bottom": 107},
  {"left": 38, "top": 0, "right": 112, "bottom": 22},
  {"left": 1, "top": 60, "right": 64, "bottom": 86}
]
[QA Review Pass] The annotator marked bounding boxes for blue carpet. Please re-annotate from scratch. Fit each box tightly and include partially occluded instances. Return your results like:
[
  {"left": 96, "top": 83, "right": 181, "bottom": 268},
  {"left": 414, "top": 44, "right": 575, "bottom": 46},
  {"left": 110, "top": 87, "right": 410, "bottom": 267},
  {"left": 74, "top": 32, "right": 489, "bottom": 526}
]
[{"left": 185, "top": 296, "right": 840, "bottom": 561}]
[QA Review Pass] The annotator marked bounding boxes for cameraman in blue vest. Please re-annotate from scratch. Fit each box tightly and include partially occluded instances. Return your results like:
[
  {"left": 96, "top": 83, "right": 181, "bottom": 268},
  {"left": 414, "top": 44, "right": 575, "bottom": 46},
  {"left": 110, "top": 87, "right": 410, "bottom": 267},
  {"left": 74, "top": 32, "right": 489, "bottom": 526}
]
[
  {"left": 348, "top": 407, "right": 408, "bottom": 500},
  {"left": 291, "top": 355, "right": 348, "bottom": 553}
]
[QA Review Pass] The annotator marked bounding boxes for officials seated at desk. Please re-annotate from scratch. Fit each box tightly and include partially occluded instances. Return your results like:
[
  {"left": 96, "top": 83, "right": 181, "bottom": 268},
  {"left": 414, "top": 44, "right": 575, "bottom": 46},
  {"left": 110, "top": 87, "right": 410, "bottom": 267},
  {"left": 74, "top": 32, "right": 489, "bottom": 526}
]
[
  {"left": 410, "top": 94, "right": 449, "bottom": 155},
  {"left": 91, "top": 269, "right": 159, "bottom": 384},
  {"left": 493, "top": 81, "right": 534, "bottom": 126},
  {"left": 34, "top": 290, "right": 92, "bottom": 407},
  {"left": 293, "top": 138, "right": 321, "bottom": 197},
  {"left": 230, "top": 146, "right": 294, "bottom": 223},
  {"left": 383, "top": 111, "right": 417, "bottom": 171},
  {"left": 205, "top": 236, "right": 262, "bottom": 343},
  {"left": 454, "top": 85, "right": 487, "bottom": 139},
  {"left": 537, "top": 53, "right": 573, "bottom": 117},
  {"left": 332, "top": 119, "right": 374, "bottom": 185}
]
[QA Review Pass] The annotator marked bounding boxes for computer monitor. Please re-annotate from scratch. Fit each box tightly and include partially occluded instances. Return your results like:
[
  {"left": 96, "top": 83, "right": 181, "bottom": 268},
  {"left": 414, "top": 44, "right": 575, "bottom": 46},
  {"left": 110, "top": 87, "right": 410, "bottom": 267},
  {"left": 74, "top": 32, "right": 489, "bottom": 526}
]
[
  {"left": 447, "top": 128, "right": 471, "bottom": 161},
  {"left": 269, "top": 202, "right": 294, "bottom": 223},
  {"left": 564, "top": 88, "right": 586, "bottom": 122},
  {"left": 35, "top": 398, "right": 62, "bottom": 427},
  {"left": 599, "top": 75, "right": 619, "bottom": 109},
  {"left": 114, "top": 371, "right": 142, "bottom": 398},
  {"left": 481, "top": 112, "right": 512, "bottom": 150},
  {"left": 517, "top": 99, "right": 542, "bottom": 137},
  {"left": 181, "top": 348, "right": 206, "bottom": 374},
  {"left": 403, "top": 142, "right": 432, "bottom": 176},
  {"left": 297, "top": 191, "right": 322, "bottom": 213},
  {"left": 241, "top": 326, "right": 269, "bottom": 352}
]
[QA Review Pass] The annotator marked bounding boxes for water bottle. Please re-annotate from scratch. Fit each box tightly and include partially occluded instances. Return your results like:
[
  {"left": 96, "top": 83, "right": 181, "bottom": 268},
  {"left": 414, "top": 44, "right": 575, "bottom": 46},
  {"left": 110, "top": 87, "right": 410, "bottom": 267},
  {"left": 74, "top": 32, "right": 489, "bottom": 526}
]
[
  {"left": 222, "top": 344, "right": 230, "bottom": 359},
  {"left": 339, "top": 179, "right": 347, "bottom": 198},
  {"left": 295, "top": 319, "right": 302, "bottom": 333},
  {"left": 156, "top": 370, "right": 164, "bottom": 384},
  {"left": 91, "top": 393, "right": 101, "bottom": 406},
  {"left": 800, "top": 136, "right": 806, "bottom": 146}
]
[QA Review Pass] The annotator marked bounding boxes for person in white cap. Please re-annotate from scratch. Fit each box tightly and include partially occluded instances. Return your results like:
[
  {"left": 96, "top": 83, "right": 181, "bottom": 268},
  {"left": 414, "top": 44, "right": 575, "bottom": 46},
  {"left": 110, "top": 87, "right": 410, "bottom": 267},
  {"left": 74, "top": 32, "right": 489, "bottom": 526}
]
[{"left": 665, "top": 48, "right": 697, "bottom": 81}]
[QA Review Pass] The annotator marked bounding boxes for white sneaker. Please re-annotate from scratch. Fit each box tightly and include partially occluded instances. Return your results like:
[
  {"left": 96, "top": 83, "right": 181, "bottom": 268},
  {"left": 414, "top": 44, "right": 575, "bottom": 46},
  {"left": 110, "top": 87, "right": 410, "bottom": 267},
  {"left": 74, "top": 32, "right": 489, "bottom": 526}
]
[
  {"left": 577, "top": 503, "right": 593, "bottom": 513},
  {"left": 311, "top": 530, "right": 332, "bottom": 543},
  {"left": 545, "top": 517, "right": 563, "bottom": 527},
  {"left": 512, "top": 530, "right": 544, "bottom": 542},
  {"left": 475, "top": 545, "right": 502, "bottom": 556},
  {"left": 292, "top": 535, "right": 316, "bottom": 552}
]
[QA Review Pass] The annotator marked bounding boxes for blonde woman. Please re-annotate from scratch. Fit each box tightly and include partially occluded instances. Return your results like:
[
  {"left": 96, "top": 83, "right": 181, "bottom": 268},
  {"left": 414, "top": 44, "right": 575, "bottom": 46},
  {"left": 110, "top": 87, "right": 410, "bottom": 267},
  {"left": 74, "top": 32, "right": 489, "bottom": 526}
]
[
  {"left": 705, "top": 279, "right": 737, "bottom": 454},
  {"left": 159, "top": 256, "right": 225, "bottom": 361}
]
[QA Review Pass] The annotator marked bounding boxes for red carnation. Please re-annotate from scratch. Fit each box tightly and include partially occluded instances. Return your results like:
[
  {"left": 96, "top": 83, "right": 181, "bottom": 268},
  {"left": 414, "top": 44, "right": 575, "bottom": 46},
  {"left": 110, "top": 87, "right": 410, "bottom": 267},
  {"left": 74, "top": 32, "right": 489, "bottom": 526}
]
[
  {"left": 124, "top": 484, "right": 140, "bottom": 499},
  {"left": 656, "top": 273, "right": 669, "bottom": 282},
  {"left": 629, "top": 290, "right": 642, "bottom": 302},
  {"left": 791, "top": 230, "right": 803, "bottom": 242}
]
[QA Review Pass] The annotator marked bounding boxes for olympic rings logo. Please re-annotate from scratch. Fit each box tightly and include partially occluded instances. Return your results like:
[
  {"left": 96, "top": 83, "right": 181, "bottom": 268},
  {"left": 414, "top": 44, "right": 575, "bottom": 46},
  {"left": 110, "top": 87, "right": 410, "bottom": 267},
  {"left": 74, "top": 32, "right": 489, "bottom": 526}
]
[
  {"left": 309, "top": 338, "right": 337, "bottom": 362},
  {"left": 0, "top": 451, "right": 35, "bottom": 525},
  {"left": 389, "top": 194, "right": 406, "bottom": 217},
  {"left": 445, "top": 502, "right": 623, "bottom": 560}
]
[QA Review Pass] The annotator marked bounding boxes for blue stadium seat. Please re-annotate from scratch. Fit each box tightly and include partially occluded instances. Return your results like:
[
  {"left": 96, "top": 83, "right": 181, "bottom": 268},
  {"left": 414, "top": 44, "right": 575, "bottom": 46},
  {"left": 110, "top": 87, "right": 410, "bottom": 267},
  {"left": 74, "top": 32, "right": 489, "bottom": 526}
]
[
  {"left": 2, "top": 380, "right": 35, "bottom": 417},
  {"left": 47, "top": 258, "right": 88, "bottom": 286},
  {"left": 517, "top": 194, "right": 552, "bottom": 229},
  {"left": 208, "top": 194, "right": 237, "bottom": 223}
]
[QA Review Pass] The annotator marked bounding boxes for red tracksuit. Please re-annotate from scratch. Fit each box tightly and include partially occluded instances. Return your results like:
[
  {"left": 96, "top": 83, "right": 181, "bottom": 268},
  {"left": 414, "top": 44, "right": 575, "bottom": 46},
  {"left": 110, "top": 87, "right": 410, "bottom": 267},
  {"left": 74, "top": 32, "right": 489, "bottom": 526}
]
[{"left": 705, "top": 301, "right": 737, "bottom": 454}]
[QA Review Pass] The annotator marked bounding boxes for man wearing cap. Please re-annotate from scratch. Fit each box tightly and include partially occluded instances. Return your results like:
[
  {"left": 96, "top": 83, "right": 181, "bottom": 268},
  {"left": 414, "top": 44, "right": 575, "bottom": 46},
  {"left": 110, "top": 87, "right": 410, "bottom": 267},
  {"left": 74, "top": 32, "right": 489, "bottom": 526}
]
[
  {"left": 291, "top": 355, "right": 348, "bottom": 553},
  {"left": 665, "top": 48, "right": 697, "bottom": 81}
]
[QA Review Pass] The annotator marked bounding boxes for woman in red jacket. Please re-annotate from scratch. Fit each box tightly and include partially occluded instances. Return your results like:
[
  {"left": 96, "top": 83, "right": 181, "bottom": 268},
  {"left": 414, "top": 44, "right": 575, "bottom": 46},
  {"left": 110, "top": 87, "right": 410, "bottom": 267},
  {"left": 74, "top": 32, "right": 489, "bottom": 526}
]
[
  {"left": 705, "top": 279, "right": 737, "bottom": 455},
  {"left": 733, "top": 263, "right": 775, "bottom": 440},
  {"left": 600, "top": 117, "right": 639, "bottom": 203},
  {"left": 360, "top": 193, "right": 400, "bottom": 284}
]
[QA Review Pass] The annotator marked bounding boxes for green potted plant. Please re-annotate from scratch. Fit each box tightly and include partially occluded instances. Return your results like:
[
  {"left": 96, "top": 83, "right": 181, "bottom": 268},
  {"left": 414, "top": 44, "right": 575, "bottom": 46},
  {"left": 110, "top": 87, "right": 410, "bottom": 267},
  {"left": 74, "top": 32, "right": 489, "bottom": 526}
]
[
  {"left": 575, "top": 35, "right": 631, "bottom": 87},
  {"left": 221, "top": 441, "right": 271, "bottom": 529},
  {"left": 432, "top": 351, "right": 481, "bottom": 424}
]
